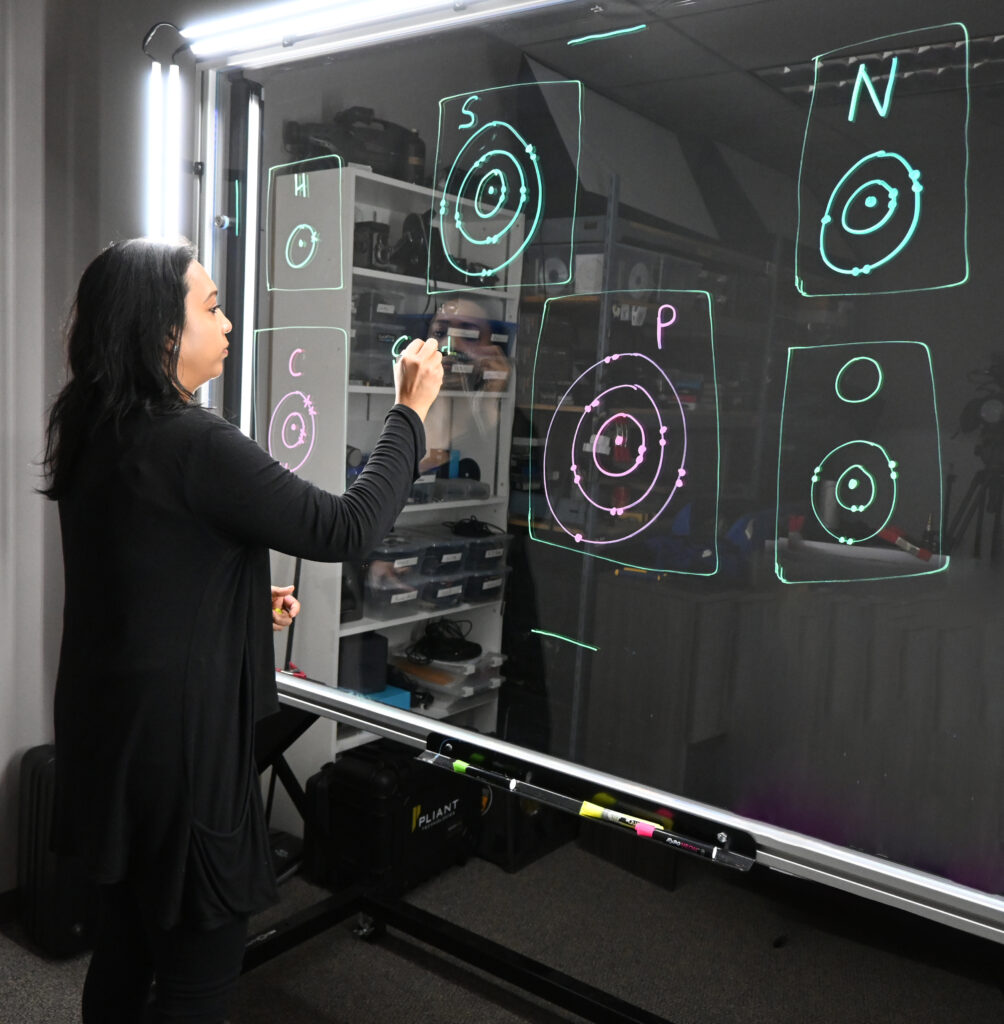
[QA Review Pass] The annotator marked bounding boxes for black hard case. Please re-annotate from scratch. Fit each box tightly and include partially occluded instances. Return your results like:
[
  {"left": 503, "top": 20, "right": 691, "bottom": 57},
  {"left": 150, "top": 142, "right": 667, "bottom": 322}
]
[
  {"left": 17, "top": 745, "right": 99, "bottom": 957},
  {"left": 303, "top": 740, "right": 481, "bottom": 895}
]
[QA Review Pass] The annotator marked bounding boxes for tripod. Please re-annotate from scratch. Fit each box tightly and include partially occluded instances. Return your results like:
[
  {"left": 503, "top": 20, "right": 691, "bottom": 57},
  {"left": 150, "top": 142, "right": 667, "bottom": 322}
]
[{"left": 944, "top": 465, "right": 1004, "bottom": 562}]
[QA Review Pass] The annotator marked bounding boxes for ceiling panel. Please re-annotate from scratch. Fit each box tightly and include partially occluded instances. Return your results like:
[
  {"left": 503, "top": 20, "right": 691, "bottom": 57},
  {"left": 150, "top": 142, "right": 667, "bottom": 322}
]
[
  {"left": 665, "top": 0, "right": 1004, "bottom": 71},
  {"left": 610, "top": 69, "right": 810, "bottom": 171},
  {"left": 488, "top": 0, "right": 651, "bottom": 48},
  {"left": 517, "top": 21, "right": 731, "bottom": 88}
]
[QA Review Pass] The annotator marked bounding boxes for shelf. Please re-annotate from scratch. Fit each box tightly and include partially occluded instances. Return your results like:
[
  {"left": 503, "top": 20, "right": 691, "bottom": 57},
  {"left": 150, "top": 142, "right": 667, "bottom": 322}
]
[
  {"left": 353, "top": 265, "right": 518, "bottom": 301},
  {"left": 348, "top": 385, "right": 513, "bottom": 400},
  {"left": 401, "top": 498, "right": 506, "bottom": 514},
  {"left": 339, "top": 598, "right": 502, "bottom": 637},
  {"left": 349, "top": 166, "right": 436, "bottom": 200}
]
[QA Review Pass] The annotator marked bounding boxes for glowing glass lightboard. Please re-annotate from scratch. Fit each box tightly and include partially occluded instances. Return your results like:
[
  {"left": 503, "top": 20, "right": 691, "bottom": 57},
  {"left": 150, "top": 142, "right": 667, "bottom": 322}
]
[
  {"left": 227, "top": 0, "right": 1004, "bottom": 942},
  {"left": 429, "top": 81, "right": 582, "bottom": 294},
  {"left": 254, "top": 326, "right": 348, "bottom": 491},
  {"left": 775, "top": 341, "right": 946, "bottom": 583},
  {"left": 796, "top": 23, "right": 970, "bottom": 296},
  {"left": 529, "top": 290, "right": 719, "bottom": 575},
  {"left": 266, "top": 155, "right": 345, "bottom": 292}
]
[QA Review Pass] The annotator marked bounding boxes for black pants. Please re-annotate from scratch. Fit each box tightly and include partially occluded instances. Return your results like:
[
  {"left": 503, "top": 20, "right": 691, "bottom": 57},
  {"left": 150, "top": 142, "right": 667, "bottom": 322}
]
[{"left": 81, "top": 881, "right": 248, "bottom": 1024}]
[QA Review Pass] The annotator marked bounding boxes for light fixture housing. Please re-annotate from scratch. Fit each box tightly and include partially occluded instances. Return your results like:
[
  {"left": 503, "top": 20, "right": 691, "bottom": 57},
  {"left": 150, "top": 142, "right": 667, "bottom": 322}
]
[{"left": 180, "top": 0, "right": 578, "bottom": 68}]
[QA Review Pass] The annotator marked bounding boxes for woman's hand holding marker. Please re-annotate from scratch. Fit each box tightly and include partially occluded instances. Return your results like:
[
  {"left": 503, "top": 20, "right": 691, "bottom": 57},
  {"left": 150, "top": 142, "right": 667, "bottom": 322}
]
[{"left": 394, "top": 337, "right": 444, "bottom": 422}]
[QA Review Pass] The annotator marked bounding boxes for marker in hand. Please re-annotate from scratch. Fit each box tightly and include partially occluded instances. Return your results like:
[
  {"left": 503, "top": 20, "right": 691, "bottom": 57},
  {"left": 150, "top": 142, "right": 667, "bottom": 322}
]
[{"left": 271, "top": 584, "right": 300, "bottom": 632}]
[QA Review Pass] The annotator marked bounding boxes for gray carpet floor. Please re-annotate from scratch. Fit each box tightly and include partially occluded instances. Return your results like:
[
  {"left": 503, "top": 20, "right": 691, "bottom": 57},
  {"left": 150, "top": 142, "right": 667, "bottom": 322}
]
[{"left": 2, "top": 839, "right": 1002, "bottom": 1023}]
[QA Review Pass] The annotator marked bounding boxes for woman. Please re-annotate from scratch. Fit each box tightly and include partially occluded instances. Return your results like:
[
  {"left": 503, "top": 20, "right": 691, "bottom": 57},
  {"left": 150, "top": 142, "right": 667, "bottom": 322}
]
[{"left": 41, "top": 238, "right": 442, "bottom": 1022}]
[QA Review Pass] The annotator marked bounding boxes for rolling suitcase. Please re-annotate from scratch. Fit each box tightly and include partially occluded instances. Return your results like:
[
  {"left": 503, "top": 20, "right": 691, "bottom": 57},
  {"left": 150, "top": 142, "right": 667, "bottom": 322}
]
[{"left": 17, "top": 745, "right": 99, "bottom": 957}]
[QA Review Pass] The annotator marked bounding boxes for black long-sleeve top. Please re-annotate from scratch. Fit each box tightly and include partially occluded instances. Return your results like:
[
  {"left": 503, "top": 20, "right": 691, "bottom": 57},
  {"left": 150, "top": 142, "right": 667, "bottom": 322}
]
[{"left": 53, "top": 403, "right": 424, "bottom": 929}]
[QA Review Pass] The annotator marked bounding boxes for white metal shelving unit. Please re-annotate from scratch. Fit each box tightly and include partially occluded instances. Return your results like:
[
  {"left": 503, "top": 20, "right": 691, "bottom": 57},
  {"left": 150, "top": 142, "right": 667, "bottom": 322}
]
[{"left": 260, "top": 164, "right": 523, "bottom": 767}]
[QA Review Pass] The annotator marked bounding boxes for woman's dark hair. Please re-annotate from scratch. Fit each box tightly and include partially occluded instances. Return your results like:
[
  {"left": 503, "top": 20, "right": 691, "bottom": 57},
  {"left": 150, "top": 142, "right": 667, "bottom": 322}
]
[{"left": 41, "top": 238, "right": 197, "bottom": 499}]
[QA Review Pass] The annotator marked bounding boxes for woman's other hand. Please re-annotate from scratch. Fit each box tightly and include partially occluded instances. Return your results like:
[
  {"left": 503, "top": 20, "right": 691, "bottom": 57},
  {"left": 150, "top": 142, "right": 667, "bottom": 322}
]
[
  {"left": 394, "top": 338, "right": 444, "bottom": 422},
  {"left": 271, "top": 584, "right": 300, "bottom": 632}
]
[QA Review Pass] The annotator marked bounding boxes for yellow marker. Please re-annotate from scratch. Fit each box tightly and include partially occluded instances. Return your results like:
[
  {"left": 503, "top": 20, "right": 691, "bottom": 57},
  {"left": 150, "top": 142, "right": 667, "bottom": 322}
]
[{"left": 579, "top": 800, "right": 665, "bottom": 837}]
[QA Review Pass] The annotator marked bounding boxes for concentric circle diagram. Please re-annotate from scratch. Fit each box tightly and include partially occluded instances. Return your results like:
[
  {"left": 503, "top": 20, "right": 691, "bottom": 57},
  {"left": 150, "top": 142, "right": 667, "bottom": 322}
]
[
  {"left": 285, "top": 223, "right": 320, "bottom": 270},
  {"left": 439, "top": 120, "right": 544, "bottom": 279},
  {"left": 542, "top": 353, "right": 688, "bottom": 545},
  {"left": 819, "top": 150, "right": 923, "bottom": 277},
  {"left": 812, "top": 355, "right": 897, "bottom": 544},
  {"left": 268, "top": 390, "right": 317, "bottom": 472}
]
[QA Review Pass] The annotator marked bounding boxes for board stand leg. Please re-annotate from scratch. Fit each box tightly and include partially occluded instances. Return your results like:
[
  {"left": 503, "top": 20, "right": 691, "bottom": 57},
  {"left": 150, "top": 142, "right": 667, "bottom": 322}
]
[{"left": 243, "top": 888, "right": 676, "bottom": 1024}]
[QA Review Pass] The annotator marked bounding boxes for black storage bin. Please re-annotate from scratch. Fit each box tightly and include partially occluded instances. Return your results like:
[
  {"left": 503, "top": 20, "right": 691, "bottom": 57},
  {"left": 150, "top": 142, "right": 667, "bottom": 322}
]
[
  {"left": 302, "top": 740, "right": 481, "bottom": 895},
  {"left": 476, "top": 764, "right": 579, "bottom": 873},
  {"left": 17, "top": 745, "right": 99, "bottom": 957}
]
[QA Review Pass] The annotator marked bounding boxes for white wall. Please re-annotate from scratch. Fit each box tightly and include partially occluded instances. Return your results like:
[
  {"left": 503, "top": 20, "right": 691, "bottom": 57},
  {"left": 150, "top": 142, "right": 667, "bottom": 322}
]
[
  {"left": 1, "top": 0, "right": 51, "bottom": 897},
  {"left": 0, "top": 0, "right": 247, "bottom": 896}
]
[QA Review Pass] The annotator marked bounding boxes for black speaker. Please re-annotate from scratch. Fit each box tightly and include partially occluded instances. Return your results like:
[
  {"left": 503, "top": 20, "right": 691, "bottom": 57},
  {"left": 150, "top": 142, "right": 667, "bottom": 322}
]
[{"left": 338, "top": 632, "right": 388, "bottom": 694}]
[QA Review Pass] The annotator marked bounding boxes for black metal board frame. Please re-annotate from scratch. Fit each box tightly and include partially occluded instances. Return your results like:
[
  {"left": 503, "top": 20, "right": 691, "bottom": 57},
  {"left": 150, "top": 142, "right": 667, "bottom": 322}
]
[{"left": 242, "top": 883, "right": 673, "bottom": 1024}]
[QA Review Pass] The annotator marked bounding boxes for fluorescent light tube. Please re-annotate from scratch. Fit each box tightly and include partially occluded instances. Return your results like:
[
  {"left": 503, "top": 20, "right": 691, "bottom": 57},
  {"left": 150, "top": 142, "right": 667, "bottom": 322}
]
[
  {"left": 145, "top": 61, "right": 164, "bottom": 237},
  {"left": 184, "top": 0, "right": 455, "bottom": 57},
  {"left": 163, "top": 63, "right": 182, "bottom": 238},
  {"left": 239, "top": 90, "right": 261, "bottom": 437}
]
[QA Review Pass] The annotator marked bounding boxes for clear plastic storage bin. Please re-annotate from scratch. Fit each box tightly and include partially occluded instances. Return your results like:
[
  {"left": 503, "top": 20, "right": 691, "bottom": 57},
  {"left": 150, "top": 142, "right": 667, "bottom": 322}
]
[
  {"left": 464, "top": 566, "right": 511, "bottom": 604},
  {"left": 463, "top": 533, "right": 512, "bottom": 571},
  {"left": 418, "top": 574, "right": 467, "bottom": 611},
  {"left": 411, "top": 526, "right": 470, "bottom": 575}
]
